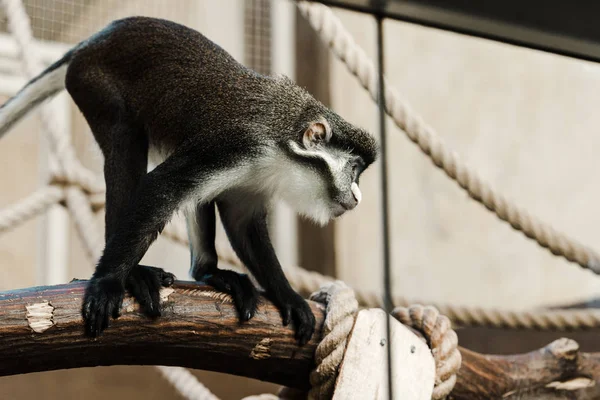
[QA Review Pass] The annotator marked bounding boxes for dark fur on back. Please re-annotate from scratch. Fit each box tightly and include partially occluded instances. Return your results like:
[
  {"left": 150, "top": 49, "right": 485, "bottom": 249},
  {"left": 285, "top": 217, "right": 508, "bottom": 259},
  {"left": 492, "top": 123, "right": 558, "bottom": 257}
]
[{"left": 67, "top": 17, "right": 377, "bottom": 165}]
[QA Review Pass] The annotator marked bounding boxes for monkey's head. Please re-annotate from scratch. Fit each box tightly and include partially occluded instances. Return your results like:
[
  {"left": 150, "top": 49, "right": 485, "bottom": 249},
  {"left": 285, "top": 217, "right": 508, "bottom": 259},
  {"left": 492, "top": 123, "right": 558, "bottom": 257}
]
[{"left": 280, "top": 112, "right": 379, "bottom": 225}]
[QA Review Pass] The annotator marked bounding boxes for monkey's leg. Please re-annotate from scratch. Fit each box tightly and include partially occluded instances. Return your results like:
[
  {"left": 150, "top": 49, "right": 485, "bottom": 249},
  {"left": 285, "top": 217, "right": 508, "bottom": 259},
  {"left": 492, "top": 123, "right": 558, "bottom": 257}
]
[
  {"left": 82, "top": 146, "right": 200, "bottom": 337},
  {"left": 186, "top": 202, "right": 218, "bottom": 280},
  {"left": 98, "top": 123, "right": 176, "bottom": 319},
  {"left": 186, "top": 202, "right": 259, "bottom": 321},
  {"left": 217, "top": 200, "right": 315, "bottom": 345}
]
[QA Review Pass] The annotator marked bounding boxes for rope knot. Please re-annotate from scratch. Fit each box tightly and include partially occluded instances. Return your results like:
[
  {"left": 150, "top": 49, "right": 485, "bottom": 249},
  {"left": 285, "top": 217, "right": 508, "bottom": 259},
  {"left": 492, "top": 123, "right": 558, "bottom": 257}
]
[
  {"left": 308, "top": 281, "right": 358, "bottom": 400},
  {"left": 392, "top": 305, "right": 462, "bottom": 399}
]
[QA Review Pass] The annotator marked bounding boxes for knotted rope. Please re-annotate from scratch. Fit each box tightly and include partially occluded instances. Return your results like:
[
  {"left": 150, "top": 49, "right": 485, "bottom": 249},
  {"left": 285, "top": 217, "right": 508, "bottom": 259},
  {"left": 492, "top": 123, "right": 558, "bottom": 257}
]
[
  {"left": 301, "top": 282, "right": 461, "bottom": 399},
  {"left": 393, "top": 305, "right": 462, "bottom": 400},
  {"left": 308, "top": 281, "right": 359, "bottom": 399}
]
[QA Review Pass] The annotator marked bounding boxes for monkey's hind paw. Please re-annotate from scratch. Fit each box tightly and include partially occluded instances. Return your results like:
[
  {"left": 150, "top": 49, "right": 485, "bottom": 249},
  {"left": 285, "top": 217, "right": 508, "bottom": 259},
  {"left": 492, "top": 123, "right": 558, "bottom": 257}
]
[
  {"left": 82, "top": 276, "right": 125, "bottom": 337},
  {"left": 126, "top": 265, "right": 176, "bottom": 319},
  {"left": 205, "top": 270, "right": 260, "bottom": 322},
  {"left": 277, "top": 293, "right": 316, "bottom": 346}
]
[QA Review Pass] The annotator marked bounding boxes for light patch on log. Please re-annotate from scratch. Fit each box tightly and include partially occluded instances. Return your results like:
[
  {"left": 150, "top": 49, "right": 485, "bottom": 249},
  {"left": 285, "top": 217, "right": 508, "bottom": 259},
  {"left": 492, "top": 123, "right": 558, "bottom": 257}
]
[
  {"left": 333, "top": 309, "right": 435, "bottom": 400},
  {"left": 26, "top": 301, "right": 55, "bottom": 333},
  {"left": 548, "top": 338, "right": 579, "bottom": 361},
  {"left": 160, "top": 287, "right": 174, "bottom": 302},
  {"left": 250, "top": 338, "right": 273, "bottom": 360},
  {"left": 124, "top": 288, "right": 174, "bottom": 313},
  {"left": 546, "top": 377, "right": 595, "bottom": 391}
]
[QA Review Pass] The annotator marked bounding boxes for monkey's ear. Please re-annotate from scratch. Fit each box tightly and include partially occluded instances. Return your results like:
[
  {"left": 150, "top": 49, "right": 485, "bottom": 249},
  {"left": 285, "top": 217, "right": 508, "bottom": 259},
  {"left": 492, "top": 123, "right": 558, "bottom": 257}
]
[{"left": 303, "top": 119, "right": 332, "bottom": 149}]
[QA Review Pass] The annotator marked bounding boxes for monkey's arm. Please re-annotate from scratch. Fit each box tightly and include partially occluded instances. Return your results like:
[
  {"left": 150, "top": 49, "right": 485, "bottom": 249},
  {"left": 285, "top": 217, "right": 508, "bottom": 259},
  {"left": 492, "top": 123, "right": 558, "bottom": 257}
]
[
  {"left": 217, "top": 199, "right": 316, "bottom": 345},
  {"left": 83, "top": 142, "right": 207, "bottom": 337}
]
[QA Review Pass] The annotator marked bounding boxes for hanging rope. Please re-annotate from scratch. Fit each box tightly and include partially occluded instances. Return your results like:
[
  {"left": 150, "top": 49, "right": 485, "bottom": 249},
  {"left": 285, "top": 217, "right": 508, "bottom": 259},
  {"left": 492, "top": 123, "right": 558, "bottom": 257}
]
[{"left": 295, "top": 0, "right": 600, "bottom": 275}]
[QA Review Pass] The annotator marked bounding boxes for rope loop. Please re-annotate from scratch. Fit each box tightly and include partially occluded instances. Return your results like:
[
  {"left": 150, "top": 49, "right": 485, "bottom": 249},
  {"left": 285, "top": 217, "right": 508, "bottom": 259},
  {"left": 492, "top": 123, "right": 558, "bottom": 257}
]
[
  {"left": 392, "top": 305, "right": 461, "bottom": 400},
  {"left": 308, "top": 281, "right": 358, "bottom": 400}
]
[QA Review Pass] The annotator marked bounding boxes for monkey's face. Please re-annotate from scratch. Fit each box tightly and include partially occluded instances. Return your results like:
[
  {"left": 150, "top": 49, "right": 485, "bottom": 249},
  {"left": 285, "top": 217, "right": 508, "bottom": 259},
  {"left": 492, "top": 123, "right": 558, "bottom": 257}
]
[{"left": 280, "top": 118, "right": 377, "bottom": 225}]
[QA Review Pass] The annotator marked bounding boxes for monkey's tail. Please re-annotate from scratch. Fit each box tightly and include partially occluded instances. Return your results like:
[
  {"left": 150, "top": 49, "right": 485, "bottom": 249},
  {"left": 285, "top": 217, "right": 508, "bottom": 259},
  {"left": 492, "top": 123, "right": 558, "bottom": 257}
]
[{"left": 0, "top": 50, "right": 73, "bottom": 139}]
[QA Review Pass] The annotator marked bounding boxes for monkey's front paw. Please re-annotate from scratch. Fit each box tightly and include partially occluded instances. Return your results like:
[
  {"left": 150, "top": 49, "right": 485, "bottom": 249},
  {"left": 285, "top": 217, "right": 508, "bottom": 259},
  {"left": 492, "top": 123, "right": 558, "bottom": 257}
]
[
  {"left": 82, "top": 276, "right": 125, "bottom": 337},
  {"left": 126, "top": 265, "right": 176, "bottom": 318},
  {"left": 205, "top": 270, "right": 259, "bottom": 322},
  {"left": 277, "top": 293, "right": 316, "bottom": 346}
]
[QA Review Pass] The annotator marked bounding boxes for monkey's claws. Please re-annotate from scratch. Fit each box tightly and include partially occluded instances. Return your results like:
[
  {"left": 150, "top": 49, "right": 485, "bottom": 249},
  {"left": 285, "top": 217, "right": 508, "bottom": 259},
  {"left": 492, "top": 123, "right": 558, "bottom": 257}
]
[
  {"left": 82, "top": 276, "right": 125, "bottom": 337},
  {"left": 126, "top": 265, "right": 176, "bottom": 318},
  {"left": 276, "top": 293, "right": 316, "bottom": 346},
  {"left": 204, "top": 270, "right": 260, "bottom": 322}
]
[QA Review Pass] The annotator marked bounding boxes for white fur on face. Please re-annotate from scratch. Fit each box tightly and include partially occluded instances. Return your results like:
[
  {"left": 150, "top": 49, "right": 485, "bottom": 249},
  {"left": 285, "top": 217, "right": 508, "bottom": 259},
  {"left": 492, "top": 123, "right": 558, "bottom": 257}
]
[
  {"left": 285, "top": 141, "right": 357, "bottom": 223},
  {"left": 174, "top": 142, "right": 360, "bottom": 227},
  {"left": 250, "top": 147, "right": 333, "bottom": 225}
]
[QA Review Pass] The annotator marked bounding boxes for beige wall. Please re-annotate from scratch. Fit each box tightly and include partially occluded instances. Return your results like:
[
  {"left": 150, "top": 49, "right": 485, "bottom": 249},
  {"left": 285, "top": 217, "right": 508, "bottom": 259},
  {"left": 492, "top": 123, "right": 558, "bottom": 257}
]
[{"left": 332, "top": 9, "right": 600, "bottom": 309}]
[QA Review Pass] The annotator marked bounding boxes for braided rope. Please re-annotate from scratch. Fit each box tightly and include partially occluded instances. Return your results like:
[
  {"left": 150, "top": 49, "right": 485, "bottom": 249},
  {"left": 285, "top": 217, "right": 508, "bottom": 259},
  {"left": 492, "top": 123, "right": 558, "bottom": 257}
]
[
  {"left": 156, "top": 366, "right": 221, "bottom": 400},
  {"left": 308, "top": 281, "right": 359, "bottom": 400},
  {"left": 295, "top": 0, "right": 600, "bottom": 274},
  {"left": 393, "top": 305, "right": 461, "bottom": 400},
  {"left": 0, "top": 185, "right": 64, "bottom": 233}
]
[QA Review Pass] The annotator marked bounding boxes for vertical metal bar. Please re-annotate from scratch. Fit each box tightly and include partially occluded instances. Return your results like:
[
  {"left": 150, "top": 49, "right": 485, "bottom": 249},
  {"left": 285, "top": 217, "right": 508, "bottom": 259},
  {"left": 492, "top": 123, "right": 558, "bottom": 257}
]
[{"left": 376, "top": 13, "right": 393, "bottom": 400}]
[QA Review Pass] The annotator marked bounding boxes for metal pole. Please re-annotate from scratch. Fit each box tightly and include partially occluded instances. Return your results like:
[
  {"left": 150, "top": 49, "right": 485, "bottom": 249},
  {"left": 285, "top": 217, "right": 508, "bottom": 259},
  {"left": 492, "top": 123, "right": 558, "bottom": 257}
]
[{"left": 375, "top": 12, "right": 393, "bottom": 400}]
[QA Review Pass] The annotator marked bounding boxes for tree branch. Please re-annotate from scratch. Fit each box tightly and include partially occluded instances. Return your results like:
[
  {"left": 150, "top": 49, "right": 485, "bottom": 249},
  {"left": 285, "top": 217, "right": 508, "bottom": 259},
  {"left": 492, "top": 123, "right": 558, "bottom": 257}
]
[
  {"left": 0, "top": 281, "right": 324, "bottom": 390},
  {"left": 453, "top": 338, "right": 600, "bottom": 399}
]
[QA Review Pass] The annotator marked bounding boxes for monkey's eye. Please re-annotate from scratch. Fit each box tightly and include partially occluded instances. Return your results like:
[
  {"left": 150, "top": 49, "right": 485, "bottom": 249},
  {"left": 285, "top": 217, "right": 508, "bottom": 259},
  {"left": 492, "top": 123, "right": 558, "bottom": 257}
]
[{"left": 351, "top": 163, "right": 359, "bottom": 180}]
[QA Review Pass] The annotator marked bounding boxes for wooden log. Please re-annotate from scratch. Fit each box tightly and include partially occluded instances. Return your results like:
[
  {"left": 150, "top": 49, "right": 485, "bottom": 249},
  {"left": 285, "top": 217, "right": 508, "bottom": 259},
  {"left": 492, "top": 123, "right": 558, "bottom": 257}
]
[
  {"left": 0, "top": 280, "right": 325, "bottom": 390},
  {"left": 453, "top": 338, "right": 600, "bottom": 399}
]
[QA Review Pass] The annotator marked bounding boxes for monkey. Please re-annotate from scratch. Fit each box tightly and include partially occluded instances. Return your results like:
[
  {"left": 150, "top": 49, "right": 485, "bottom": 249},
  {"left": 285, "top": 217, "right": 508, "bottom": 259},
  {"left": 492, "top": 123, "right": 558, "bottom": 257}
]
[{"left": 0, "top": 17, "right": 378, "bottom": 345}]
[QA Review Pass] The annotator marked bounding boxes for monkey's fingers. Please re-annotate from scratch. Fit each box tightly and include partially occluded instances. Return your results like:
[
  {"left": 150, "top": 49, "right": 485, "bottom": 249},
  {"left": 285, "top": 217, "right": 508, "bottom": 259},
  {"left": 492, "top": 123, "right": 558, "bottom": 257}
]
[
  {"left": 82, "top": 277, "right": 124, "bottom": 337},
  {"left": 274, "top": 294, "right": 316, "bottom": 345},
  {"left": 142, "top": 265, "right": 175, "bottom": 287},
  {"left": 205, "top": 270, "right": 260, "bottom": 322},
  {"left": 126, "top": 265, "right": 175, "bottom": 318}
]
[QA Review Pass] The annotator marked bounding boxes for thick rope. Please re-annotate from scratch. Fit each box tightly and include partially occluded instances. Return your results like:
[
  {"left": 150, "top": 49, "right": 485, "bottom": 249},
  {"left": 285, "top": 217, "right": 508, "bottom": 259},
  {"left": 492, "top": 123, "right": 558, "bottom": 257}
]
[
  {"left": 156, "top": 366, "right": 221, "bottom": 400},
  {"left": 295, "top": 0, "right": 600, "bottom": 274},
  {"left": 392, "top": 305, "right": 461, "bottom": 400},
  {"left": 0, "top": 185, "right": 64, "bottom": 233},
  {"left": 308, "top": 281, "right": 359, "bottom": 400}
]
